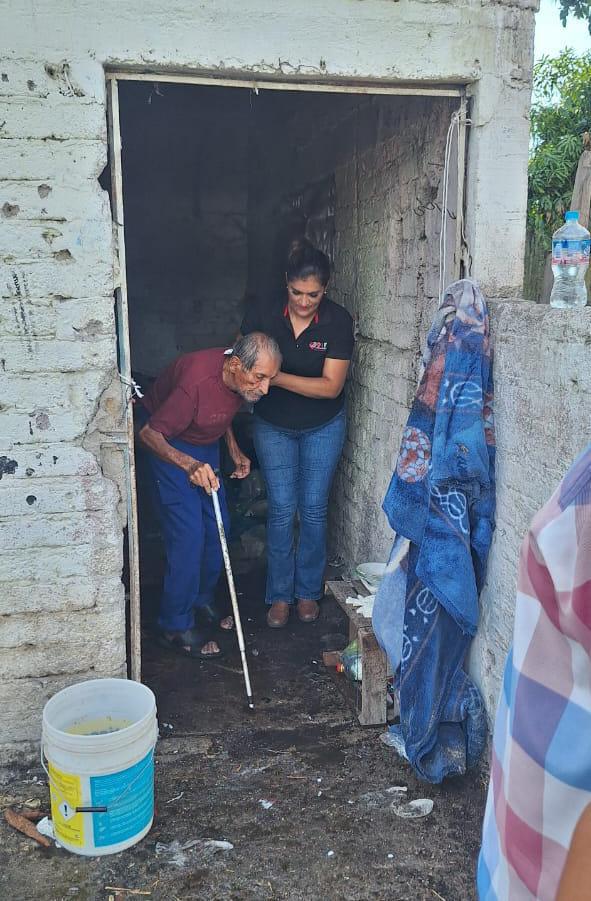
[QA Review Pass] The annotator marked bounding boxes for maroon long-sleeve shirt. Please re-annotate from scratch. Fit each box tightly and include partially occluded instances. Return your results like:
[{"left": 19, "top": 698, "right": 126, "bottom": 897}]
[{"left": 142, "top": 348, "right": 241, "bottom": 446}]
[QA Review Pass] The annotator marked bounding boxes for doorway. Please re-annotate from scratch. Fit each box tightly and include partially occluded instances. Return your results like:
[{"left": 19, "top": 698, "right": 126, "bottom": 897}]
[{"left": 106, "top": 73, "right": 467, "bottom": 679}]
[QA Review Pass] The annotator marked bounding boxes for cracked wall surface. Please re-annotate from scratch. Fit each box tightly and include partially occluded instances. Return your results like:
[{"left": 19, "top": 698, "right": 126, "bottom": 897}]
[
  {"left": 331, "top": 98, "right": 457, "bottom": 566},
  {"left": 1, "top": 0, "right": 537, "bottom": 762},
  {"left": 0, "top": 59, "right": 127, "bottom": 764}
]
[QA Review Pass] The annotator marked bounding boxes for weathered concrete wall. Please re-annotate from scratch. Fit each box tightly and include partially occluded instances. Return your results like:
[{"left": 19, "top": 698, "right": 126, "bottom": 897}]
[
  {"left": 120, "top": 83, "right": 250, "bottom": 376},
  {"left": 471, "top": 303, "right": 591, "bottom": 716},
  {"left": 1, "top": 0, "right": 535, "bottom": 762},
  {"left": 331, "top": 98, "right": 456, "bottom": 565},
  {"left": 0, "top": 60, "right": 127, "bottom": 763}
]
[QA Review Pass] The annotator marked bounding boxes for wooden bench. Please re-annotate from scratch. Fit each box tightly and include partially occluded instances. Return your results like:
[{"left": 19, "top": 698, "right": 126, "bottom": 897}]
[{"left": 325, "top": 579, "right": 393, "bottom": 726}]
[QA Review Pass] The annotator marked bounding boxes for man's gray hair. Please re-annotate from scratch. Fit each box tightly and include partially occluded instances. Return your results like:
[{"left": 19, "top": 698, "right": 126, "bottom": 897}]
[{"left": 231, "top": 332, "right": 282, "bottom": 371}]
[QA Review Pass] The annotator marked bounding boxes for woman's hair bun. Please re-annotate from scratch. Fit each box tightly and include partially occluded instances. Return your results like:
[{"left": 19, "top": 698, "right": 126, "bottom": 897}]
[
  {"left": 286, "top": 236, "right": 331, "bottom": 286},
  {"left": 287, "top": 236, "right": 314, "bottom": 262}
]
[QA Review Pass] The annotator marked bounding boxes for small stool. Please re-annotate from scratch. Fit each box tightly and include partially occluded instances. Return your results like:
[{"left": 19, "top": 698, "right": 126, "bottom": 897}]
[{"left": 325, "top": 580, "right": 394, "bottom": 726}]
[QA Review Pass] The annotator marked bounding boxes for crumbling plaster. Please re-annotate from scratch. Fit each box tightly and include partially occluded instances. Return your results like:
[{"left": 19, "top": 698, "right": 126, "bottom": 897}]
[{"left": 1, "top": 0, "right": 537, "bottom": 763}]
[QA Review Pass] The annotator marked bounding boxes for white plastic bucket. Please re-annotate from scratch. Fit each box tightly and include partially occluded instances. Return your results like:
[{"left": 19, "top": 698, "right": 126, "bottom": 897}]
[{"left": 42, "top": 678, "right": 158, "bottom": 856}]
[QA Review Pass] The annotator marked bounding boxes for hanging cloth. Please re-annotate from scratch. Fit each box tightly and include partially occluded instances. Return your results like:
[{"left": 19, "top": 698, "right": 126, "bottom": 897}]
[{"left": 373, "top": 278, "right": 495, "bottom": 782}]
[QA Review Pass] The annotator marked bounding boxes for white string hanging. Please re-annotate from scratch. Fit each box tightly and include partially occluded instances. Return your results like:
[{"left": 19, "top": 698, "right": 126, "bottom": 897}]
[{"left": 438, "top": 108, "right": 472, "bottom": 304}]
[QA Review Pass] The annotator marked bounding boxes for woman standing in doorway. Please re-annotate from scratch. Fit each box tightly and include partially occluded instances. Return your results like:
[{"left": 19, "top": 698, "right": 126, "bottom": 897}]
[{"left": 241, "top": 239, "right": 355, "bottom": 628}]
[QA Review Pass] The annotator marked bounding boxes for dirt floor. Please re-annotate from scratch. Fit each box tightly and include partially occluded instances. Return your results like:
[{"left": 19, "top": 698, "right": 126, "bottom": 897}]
[{"left": 0, "top": 572, "right": 486, "bottom": 901}]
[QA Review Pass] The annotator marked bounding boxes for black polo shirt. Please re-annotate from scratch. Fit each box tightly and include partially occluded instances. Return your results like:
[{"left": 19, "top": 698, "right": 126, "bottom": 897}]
[{"left": 241, "top": 296, "right": 355, "bottom": 430}]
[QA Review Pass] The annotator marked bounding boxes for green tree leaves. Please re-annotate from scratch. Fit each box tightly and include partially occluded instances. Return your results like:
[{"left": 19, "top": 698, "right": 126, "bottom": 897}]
[
  {"left": 559, "top": 0, "right": 591, "bottom": 33},
  {"left": 528, "top": 50, "right": 591, "bottom": 242}
]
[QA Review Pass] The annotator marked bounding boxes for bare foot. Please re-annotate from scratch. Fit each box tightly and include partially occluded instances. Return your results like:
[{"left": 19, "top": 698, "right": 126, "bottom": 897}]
[{"left": 220, "top": 616, "right": 234, "bottom": 631}]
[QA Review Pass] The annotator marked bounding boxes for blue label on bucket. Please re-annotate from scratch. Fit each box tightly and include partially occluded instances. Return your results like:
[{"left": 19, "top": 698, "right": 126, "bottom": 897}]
[{"left": 90, "top": 750, "right": 154, "bottom": 848}]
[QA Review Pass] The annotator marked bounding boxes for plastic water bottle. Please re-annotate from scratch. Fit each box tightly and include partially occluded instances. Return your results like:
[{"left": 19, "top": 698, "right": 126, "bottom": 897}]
[
  {"left": 550, "top": 211, "right": 590, "bottom": 309},
  {"left": 337, "top": 639, "right": 362, "bottom": 681}
]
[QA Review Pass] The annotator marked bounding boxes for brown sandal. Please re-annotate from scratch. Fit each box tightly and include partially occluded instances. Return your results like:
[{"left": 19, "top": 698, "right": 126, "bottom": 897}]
[{"left": 267, "top": 601, "right": 290, "bottom": 629}]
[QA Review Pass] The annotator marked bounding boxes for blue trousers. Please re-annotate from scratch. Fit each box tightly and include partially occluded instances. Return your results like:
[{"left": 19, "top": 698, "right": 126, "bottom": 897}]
[
  {"left": 253, "top": 409, "right": 346, "bottom": 605},
  {"left": 141, "top": 427, "right": 229, "bottom": 633}
]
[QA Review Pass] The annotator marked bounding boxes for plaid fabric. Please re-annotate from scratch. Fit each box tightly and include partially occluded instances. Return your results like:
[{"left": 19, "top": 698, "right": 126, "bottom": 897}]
[{"left": 478, "top": 444, "right": 591, "bottom": 900}]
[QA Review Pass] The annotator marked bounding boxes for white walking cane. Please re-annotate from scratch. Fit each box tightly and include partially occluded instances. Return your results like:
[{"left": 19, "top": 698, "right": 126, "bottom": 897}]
[{"left": 211, "top": 487, "right": 255, "bottom": 710}]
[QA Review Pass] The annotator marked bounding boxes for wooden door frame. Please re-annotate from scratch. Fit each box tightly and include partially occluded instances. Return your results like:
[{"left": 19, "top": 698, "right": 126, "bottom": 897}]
[{"left": 107, "top": 78, "right": 142, "bottom": 681}]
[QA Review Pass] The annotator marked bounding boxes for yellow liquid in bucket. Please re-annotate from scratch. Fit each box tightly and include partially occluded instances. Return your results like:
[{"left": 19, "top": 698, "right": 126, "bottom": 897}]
[{"left": 66, "top": 717, "right": 133, "bottom": 736}]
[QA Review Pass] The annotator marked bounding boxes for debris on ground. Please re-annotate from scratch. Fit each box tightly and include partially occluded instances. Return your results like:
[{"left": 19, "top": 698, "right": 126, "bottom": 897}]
[
  {"left": 36, "top": 817, "right": 57, "bottom": 843},
  {"left": 11, "top": 807, "right": 44, "bottom": 822},
  {"left": 4, "top": 808, "right": 52, "bottom": 847},
  {"left": 392, "top": 798, "right": 434, "bottom": 819},
  {"left": 387, "top": 785, "right": 408, "bottom": 797},
  {"left": 104, "top": 888, "right": 152, "bottom": 897},
  {"left": 379, "top": 729, "right": 409, "bottom": 758},
  {"left": 259, "top": 799, "right": 274, "bottom": 809},
  {"left": 154, "top": 838, "right": 234, "bottom": 867}
]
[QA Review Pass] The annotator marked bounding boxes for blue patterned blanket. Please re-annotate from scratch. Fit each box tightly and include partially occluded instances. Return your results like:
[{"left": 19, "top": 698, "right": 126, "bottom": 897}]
[{"left": 373, "top": 279, "right": 495, "bottom": 783}]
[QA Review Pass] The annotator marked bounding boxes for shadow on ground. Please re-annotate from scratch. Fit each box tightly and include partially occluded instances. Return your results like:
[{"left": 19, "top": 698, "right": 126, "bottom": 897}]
[{"left": 0, "top": 570, "right": 485, "bottom": 900}]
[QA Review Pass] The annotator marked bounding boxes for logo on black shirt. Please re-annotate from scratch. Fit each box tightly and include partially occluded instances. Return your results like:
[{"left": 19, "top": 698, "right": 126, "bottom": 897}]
[{"left": 309, "top": 341, "right": 328, "bottom": 352}]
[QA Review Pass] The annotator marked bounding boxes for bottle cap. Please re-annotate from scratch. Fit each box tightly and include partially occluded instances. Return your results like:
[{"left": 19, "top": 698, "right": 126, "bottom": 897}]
[{"left": 566, "top": 211, "right": 579, "bottom": 221}]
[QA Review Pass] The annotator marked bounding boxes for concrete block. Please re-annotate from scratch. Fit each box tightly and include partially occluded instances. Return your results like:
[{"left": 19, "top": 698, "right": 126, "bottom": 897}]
[
  {"left": 0, "top": 474, "right": 119, "bottom": 516},
  {"left": 0, "top": 543, "right": 122, "bottom": 584},
  {"left": 0, "top": 296, "right": 115, "bottom": 340},
  {"left": 0, "top": 95, "right": 107, "bottom": 140},
  {"left": 0, "top": 180, "right": 110, "bottom": 224},
  {"left": 0, "top": 575, "right": 123, "bottom": 616},
  {"left": 0, "top": 600, "right": 125, "bottom": 651},
  {"left": 0, "top": 630, "right": 126, "bottom": 680},
  {"left": 0, "top": 336, "right": 116, "bottom": 373},
  {"left": 2, "top": 368, "right": 109, "bottom": 413},
  {"left": 1, "top": 409, "right": 102, "bottom": 444},
  {"left": 0, "top": 58, "right": 105, "bottom": 103},
  {"left": 1, "top": 216, "right": 112, "bottom": 260},
  {"left": 0, "top": 507, "right": 121, "bottom": 551},
  {"left": 0, "top": 444, "right": 100, "bottom": 480},
  {"left": 1, "top": 257, "right": 114, "bottom": 301},
  {"left": 0, "top": 138, "right": 107, "bottom": 182},
  {"left": 0, "top": 370, "right": 111, "bottom": 444}
]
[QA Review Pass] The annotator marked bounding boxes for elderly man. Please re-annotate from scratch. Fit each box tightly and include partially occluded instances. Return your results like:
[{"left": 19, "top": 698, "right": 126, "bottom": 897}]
[{"left": 138, "top": 332, "right": 281, "bottom": 659}]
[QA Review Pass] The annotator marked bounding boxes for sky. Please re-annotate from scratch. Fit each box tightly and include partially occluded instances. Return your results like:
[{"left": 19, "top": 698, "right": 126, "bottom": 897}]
[{"left": 535, "top": 0, "right": 590, "bottom": 58}]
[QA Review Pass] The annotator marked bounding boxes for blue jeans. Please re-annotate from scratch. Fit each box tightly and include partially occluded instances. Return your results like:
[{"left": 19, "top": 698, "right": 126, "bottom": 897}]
[
  {"left": 137, "top": 410, "right": 229, "bottom": 632},
  {"left": 253, "top": 409, "right": 346, "bottom": 605}
]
